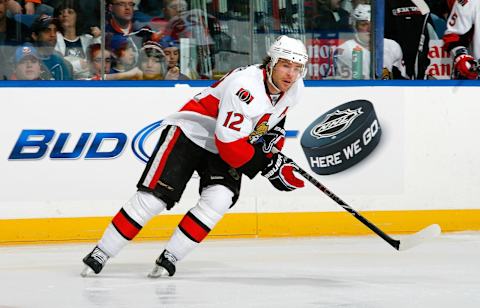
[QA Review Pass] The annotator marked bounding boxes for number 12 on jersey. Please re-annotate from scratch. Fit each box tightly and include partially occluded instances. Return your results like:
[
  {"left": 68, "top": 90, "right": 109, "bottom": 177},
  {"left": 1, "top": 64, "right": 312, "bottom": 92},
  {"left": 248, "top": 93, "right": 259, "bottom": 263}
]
[{"left": 223, "top": 111, "right": 244, "bottom": 131}]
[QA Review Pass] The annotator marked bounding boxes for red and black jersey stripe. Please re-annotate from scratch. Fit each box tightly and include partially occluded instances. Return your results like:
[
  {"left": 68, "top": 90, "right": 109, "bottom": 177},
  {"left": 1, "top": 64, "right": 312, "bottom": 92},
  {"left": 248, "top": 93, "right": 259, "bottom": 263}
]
[
  {"left": 178, "top": 211, "right": 211, "bottom": 243},
  {"left": 112, "top": 208, "right": 143, "bottom": 240}
]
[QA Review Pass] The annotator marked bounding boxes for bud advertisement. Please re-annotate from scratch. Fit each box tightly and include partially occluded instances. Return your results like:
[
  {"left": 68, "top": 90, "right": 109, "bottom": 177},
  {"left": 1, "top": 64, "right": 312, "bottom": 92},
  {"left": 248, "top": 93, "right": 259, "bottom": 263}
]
[{"left": 1, "top": 84, "right": 479, "bottom": 220}]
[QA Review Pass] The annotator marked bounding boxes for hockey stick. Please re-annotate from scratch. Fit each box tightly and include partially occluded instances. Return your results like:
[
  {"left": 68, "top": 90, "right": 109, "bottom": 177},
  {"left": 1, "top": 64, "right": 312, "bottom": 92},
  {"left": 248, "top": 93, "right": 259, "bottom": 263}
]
[
  {"left": 273, "top": 150, "right": 441, "bottom": 251},
  {"left": 410, "top": 0, "right": 430, "bottom": 78}
]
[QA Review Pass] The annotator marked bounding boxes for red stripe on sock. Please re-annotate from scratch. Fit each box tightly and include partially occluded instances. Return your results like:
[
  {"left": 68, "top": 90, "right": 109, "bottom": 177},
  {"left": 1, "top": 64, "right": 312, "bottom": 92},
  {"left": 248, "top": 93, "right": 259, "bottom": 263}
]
[
  {"left": 149, "top": 127, "right": 181, "bottom": 189},
  {"left": 179, "top": 214, "right": 210, "bottom": 243},
  {"left": 112, "top": 210, "right": 141, "bottom": 240}
]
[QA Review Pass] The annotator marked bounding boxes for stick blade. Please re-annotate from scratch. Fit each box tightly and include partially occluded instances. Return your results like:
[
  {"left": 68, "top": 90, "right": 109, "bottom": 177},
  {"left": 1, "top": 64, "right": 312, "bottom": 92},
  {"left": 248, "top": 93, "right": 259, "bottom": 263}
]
[{"left": 398, "top": 224, "right": 441, "bottom": 251}]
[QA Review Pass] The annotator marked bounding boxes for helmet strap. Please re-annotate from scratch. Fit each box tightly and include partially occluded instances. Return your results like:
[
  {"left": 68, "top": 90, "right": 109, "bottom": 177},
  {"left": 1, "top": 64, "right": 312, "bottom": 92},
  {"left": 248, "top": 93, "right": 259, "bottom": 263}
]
[{"left": 266, "top": 61, "right": 282, "bottom": 93}]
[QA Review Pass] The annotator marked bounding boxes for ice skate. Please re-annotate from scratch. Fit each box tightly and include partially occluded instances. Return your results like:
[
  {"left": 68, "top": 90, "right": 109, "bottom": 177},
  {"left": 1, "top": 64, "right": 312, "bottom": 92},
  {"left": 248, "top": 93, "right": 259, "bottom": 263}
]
[
  {"left": 81, "top": 246, "right": 109, "bottom": 277},
  {"left": 148, "top": 249, "right": 177, "bottom": 278}
]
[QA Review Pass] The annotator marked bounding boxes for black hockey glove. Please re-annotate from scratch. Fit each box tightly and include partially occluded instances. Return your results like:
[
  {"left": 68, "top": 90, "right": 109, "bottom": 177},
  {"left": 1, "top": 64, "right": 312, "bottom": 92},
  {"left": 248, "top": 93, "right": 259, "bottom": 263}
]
[
  {"left": 261, "top": 152, "right": 304, "bottom": 191},
  {"left": 261, "top": 126, "right": 286, "bottom": 155}
]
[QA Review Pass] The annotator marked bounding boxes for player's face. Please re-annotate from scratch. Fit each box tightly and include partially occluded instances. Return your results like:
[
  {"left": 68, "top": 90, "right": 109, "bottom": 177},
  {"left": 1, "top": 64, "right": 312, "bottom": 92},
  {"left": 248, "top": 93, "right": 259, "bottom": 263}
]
[
  {"left": 164, "top": 47, "right": 179, "bottom": 69},
  {"left": 110, "top": 1, "right": 134, "bottom": 22},
  {"left": 356, "top": 21, "right": 371, "bottom": 44},
  {"left": 270, "top": 59, "right": 303, "bottom": 92},
  {"left": 59, "top": 8, "right": 77, "bottom": 28},
  {"left": 16, "top": 57, "right": 42, "bottom": 80},
  {"left": 141, "top": 55, "right": 163, "bottom": 79},
  {"left": 356, "top": 20, "right": 370, "bottom": 33}
]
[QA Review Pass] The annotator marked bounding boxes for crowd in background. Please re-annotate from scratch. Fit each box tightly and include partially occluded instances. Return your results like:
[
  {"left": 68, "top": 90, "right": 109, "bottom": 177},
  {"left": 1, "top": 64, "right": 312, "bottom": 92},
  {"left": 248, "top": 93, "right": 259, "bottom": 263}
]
[
  {"left": 0, "top": 0, "right": 477, "bottom": 81},
  {"left": 0, "top": 0, "right": 206, "bottom": 80}
]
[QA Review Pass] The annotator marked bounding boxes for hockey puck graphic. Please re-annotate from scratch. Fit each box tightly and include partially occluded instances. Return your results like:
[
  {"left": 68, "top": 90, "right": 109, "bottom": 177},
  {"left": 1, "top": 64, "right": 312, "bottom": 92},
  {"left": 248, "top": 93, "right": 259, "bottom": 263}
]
[{"left": 301, "top": 99, "right": 381, "bottom": 175}]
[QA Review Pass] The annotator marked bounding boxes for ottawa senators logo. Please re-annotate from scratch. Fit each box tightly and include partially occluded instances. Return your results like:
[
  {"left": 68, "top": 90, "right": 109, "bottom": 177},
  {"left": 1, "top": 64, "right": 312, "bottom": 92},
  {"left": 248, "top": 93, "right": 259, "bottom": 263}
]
[
  {"left": 248, "top": 114, "right": 271, "bottom": 143},
  {"left": 236, "top": 88, "right": 254, "bottom": 104}
]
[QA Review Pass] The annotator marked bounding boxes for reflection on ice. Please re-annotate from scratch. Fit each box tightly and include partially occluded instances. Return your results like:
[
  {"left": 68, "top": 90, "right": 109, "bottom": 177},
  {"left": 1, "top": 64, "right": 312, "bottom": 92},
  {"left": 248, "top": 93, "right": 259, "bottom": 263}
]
[{"left": 0, "top": 233, "right": 478, "bottom": 308}]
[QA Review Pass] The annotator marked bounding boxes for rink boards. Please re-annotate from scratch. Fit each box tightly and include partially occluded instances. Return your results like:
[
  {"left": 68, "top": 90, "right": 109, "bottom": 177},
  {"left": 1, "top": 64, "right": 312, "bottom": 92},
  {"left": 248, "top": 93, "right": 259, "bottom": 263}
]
[{"left": 0, "top": 81, "right": 479, "bottom": 243}]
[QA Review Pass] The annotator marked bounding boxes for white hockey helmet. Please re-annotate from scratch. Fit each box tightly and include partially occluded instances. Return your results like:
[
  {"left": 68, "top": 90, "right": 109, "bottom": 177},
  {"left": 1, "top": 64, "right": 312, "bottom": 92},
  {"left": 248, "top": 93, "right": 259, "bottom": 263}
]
[
  {"left": 267, "top": 35, "right": 308, "bottom": 79},
  {"left": 351, "top": 4, "right": 371, "bottom": 23}
]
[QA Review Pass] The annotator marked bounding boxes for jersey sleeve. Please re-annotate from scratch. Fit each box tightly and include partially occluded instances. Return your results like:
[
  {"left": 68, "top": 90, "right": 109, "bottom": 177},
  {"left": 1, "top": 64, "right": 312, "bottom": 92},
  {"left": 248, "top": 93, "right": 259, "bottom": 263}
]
[
  {"left": 443, "top": 1, "right": 475, "bottom": 51},
  {"left": 214, "top": 79, "right": 269, "bottom": 179}
]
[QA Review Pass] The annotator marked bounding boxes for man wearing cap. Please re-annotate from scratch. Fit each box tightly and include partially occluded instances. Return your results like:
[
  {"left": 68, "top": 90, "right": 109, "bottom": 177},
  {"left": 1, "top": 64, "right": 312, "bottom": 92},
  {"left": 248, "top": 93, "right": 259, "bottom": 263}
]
[
  {"left": 110, "top": 34, "right": 137, "bottom": 73},
  {"left": 31, "top": 14, "right": 73, "bottom": 80},
  {"left": 159, "top": 35, "right": 189, "bottom": 80},
  {"left": 10, "top": 44, "right": 52, "bottom": 80}
]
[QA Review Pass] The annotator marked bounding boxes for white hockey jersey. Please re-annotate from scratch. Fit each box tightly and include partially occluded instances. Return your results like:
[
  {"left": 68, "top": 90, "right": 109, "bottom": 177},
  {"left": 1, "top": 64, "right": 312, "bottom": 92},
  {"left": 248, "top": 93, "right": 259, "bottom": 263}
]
[
  {"left": 444, "top": 0, "right": 480, "bottom": 59},
  {"left": 334, "top": 38, "right": 407, "bottom": 79},
  {"left": 163, "top": 65, "right": 304, "bottom": 168}
]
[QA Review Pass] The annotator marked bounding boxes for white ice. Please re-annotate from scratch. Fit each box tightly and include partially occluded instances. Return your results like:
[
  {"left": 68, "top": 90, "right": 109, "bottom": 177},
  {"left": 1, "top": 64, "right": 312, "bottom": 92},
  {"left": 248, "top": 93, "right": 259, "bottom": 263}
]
[{"left": 0, "top": 232, "right": 479, "bottom": 308}]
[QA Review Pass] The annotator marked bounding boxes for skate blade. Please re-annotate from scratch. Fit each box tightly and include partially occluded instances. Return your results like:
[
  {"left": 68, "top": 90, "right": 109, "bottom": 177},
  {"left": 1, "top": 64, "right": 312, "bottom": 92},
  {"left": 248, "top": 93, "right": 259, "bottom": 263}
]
[
  {"left": 147, "top": 265, "right": 170, "bottom": 278},
  {"left": 80, "top": 266, "right": 94, "bottom": 277}
]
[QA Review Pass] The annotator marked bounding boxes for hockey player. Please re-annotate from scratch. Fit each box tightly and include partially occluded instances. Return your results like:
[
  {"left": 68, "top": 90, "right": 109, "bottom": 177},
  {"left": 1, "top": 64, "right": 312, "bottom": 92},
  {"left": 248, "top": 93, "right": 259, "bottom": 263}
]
[
  {"left": 81, "top": 35, "right": 308, "bottom": 278},
  {"left": 334, "top": 4, "right": 407, "bottom": 80},
  {"left": 443, "top": 0, "right": 479, "bottom": 80}
]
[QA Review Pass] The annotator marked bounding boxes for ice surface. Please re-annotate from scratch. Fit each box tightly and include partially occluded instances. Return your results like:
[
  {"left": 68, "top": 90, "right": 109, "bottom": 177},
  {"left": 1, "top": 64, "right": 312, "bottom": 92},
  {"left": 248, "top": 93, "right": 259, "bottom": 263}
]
[{"left": 0, "top": 232, "right": 478, "bottom": 308}]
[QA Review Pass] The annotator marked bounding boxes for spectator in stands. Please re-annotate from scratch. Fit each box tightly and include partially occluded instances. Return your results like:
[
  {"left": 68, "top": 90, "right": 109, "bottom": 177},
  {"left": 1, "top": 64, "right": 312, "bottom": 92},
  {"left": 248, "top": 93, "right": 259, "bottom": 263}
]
[
  {"left": 105, "top": 0, "right": 158, "bottom": 75},
  {"left": 106, "top": 0, "right": 153, "bottom": 47},
  {"left": 88, "top": 40, "right": 142, "bottom": 80},
  {"left": 86, "top": 43, "right": 112, "bottom": 80},
  {"left": 0, "top": 0, "right": 31, "bottom": 79},
  {"left": 31, "top": 14, "right": 73, "bottom": 80},
  {"left": 54, "top": 0, "right": 101, "bottom": 79},
  {"left": 10, "top": 44, "right": 52, "bottom": 79},
  {"left": 159, "top": 35, "right": 189, "bottom": 80},
  {"left": 162, "top": 0, "right": 215, "bottom": 79},
  {"left": 138, "top": 40, "right": 165, "bottom": 80},
  {"left": 106, "top": 0, "right": 135, "bottom": 35},
  {"left": 110, "top": 33, "right": 137, "bottom": 73},
  {"left": 311, "top": 0, "right": 351, "bottom": 34},
  {"left": 24, "top": 0, "right": 39, "bottom": 15},
  {"left": 163, "top": 0, "right": 186, "bottom": 21},
  {"left": 5, "top": 0, "right": 22, "bottom": 15},
  {"left": 0, "top": 0, "right": 31, "bottom": 45},
  {"left": 22, "top": 0, "right": 61, "bottom": 16}
]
